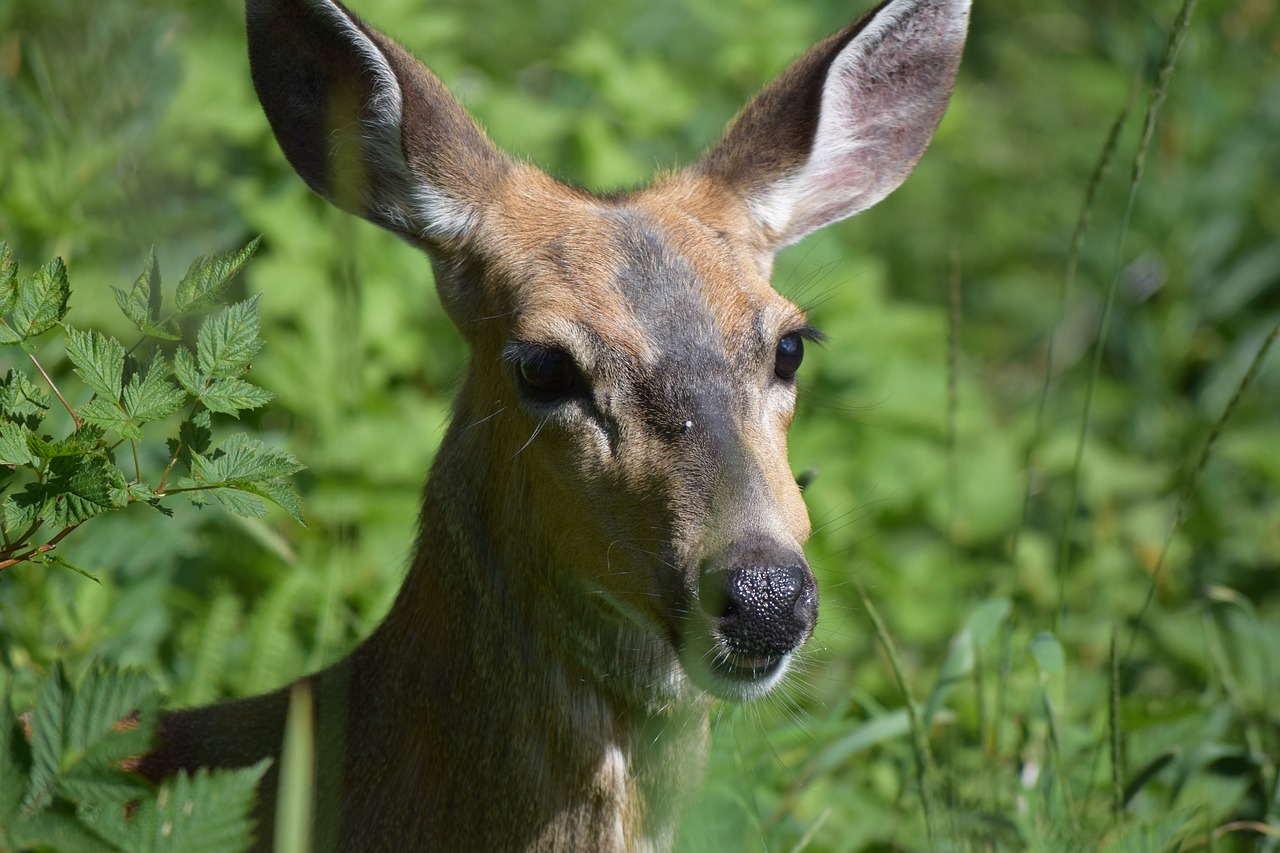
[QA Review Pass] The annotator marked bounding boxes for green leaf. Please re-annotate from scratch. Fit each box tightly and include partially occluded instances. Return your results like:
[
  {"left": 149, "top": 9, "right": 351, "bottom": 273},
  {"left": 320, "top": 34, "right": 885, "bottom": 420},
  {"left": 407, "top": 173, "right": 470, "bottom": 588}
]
[
  {"left": 113, "top": 247, "right": 180, "bottom": 341},
  {"left": 1, "top": 682, "right": 31, "bottom": 846},
  {"left": 173, "top": 346, "right": 204, "bottom": 397},
  {"left": 54, "top": 668, "right": 156, "bottom": 807},
  {"left": 65, "top": 328, "right": 126, "bottom": 401},
  {"left": 122, "top": 357, "right": 186, "bottom": 424},
  {"left": 24, "top": 662, "right": 68, "bottom": 812},
  {"left": 195, "top": 434, "right": 304, "bottom": 485},
  {"left": 79, "top": 399, "right": 143, "bottom": 441},
  {"left": 0, "top": 420, "right": 35, "bottom": 466},
  {"left": 0, "top": 241, "right": 17, "bottom": 315},
  {"left": 44, "top": 455, "right": 130, "bottom": 526},
  {"left": 200, "top": 378, "right": 274, "bottom": 417},
  {"left": 0, "top": 369, "right": 51, "bottom": 430},
  {"left": 196, "top": 296, "right": 263, "bottom": 379},
  {"left": 11, "top": 258, "right": 71, "bottom": 339},
  {"left": 166, "top": 410, "right": 212, "bottom": 473},
  {"left": 208, "top": 486, "right": 267, "bottom": 518},
  {"left": 99, "top": 761, "right": 269, "bottom": 853},
  {"left": 239, "top": 478, "right": 306, "bottom": 526},
  {"left": 3, "top": 490, "right": 45, "bottom": 538},
  {"left": 43, "top": 553, "right": 100, "bottom": 583},
  {"left": 174, "top": 237, "right": 260, "bottom": 313}
]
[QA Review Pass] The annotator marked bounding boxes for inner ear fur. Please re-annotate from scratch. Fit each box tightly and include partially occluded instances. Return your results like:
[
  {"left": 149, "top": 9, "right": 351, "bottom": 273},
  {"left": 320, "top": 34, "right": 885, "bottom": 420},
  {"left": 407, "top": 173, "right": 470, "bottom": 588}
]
[{"left": 696, "top": 0, "right": 971, "bottom": 249}]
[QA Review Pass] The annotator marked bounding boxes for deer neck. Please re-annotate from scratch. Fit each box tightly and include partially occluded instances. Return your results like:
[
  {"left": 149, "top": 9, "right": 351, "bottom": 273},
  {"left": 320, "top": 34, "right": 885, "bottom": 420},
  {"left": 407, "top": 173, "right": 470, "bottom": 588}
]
[{"left": 344, "top": 379, "right": 711, "bottom": 848}]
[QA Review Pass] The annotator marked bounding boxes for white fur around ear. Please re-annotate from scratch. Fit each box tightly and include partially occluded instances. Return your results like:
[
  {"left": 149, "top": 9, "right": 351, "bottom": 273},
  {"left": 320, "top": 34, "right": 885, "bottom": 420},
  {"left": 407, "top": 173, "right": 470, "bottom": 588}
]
[
  {"left": 749, "top": 0, "right": 970, "bottom": 247},
  {"left": 315, "top": 1, "right": 479, "bottom": 243}
]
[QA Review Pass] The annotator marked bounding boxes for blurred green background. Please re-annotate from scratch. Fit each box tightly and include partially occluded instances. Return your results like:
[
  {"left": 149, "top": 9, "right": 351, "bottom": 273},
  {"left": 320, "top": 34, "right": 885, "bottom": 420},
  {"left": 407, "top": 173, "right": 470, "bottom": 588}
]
[{"left": 1, "top": 0, "right": 1278, "bottom": 848}]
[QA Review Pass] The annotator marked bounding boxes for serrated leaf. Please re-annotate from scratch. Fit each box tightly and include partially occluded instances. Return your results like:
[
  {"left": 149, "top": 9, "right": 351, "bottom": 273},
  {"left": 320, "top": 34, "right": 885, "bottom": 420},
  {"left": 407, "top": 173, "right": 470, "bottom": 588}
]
[
  {"left": 195, "top": 434, "right": 304, "bottom": 485},
  {"left": 113, "top": 248, "right": 180, "bottom": 341},
  {"left": 3, "top": 490, "right": 44, "bottom": 538},
  {"left": 24, "top": 662, "right": 68, "bottom": 813},
  {"left": 0, "top": 322, "right": 22, "bottom": 345},
  {"left": 1, "top": 684, "right": 31, "bottom": 842},
  {"left": 43, "top": 553, "right": 101, "bottom": 583},
  {"left": 208, "top": 486, "right": 267, "bottom": 518},
  {"left": 5, "top": 807, "right": 118, "bottom": 853},
  {"left": 166, "top": 411, "right": 212, "bottom": 473},
  {"left": 174, "top": 237, "right": 260, "bottom": 313},
  {"left": 199, "top": 378, "right": 274, "bottom": 417},
  {"left": 44, "top": 455, "right": 129, "bottom": 526},
  {"left": 11, "top": 258, "right": 70, "bottom": 339},
  {"left": 98, "top": 761, "right": 269, "bottom": 853},
  {"left": 79, "top": 399, "right": 143, "bottom": 441},
  {"left": 123, "top": 357, "right": 186, "bottom": 424},
  {"left": 196, "top": 296, "right": 263, "bottom": 379},
  {"left": 173, "top": 346, "right": 204, "bottom": 397},
  {"left": 55, "top": 668, "right": 155, "bottom": 806},
  {"left": 239, "top": 478, "right": 306, "bottom": 526},
  {"left": 0, "top": 368, "right": 51, "bottom": 430},
  {"left": 0, "top": 241, "right": 17, "bottom": 315},
  {"left": 65, "top": 328, "right": 126, "bottom": 401},
  {"left": 0, "top": 420, "right": 35, "bottom": 466}
]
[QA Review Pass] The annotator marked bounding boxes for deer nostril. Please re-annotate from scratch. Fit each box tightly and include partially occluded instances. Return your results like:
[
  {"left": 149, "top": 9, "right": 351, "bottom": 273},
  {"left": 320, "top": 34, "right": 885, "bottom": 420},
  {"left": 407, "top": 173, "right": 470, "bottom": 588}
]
[{"left": 700, "top": 563, "right": 815, "bottom": 656}]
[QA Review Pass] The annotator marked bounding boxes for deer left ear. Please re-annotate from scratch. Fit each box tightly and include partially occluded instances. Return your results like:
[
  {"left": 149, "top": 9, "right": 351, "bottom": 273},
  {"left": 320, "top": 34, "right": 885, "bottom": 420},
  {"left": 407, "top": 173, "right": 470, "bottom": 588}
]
[{"left": 697, "top": 0, "right": 970, "bottom": 250}]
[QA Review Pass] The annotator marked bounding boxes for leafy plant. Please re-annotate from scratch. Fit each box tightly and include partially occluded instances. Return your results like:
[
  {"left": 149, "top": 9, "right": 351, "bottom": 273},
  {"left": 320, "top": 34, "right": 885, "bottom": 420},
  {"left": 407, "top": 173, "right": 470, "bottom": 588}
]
[
  {"left": 0, "top": 240, "right": 304, "bottom": 578},
  {"left": 0, "top": 663, "right": 266, "bottom": 853}
]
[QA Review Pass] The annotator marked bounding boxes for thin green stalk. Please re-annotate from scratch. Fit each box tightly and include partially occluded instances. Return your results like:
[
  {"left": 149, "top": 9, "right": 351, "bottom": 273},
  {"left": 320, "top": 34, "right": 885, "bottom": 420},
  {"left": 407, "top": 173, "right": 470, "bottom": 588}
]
[
  {"left": 1109, "top": 627, "right": 1124, "bottom": 821},
  {"left": 27, "top": 351, "right": 81, "bottom": 429},
  {"left": 994, "top": 74, "right": 1138, "bottom": 811},
  {"left": 1055, "top": 0, "right": 1199, "bottom": 629},
  {"left": 854, "top": 579, "right": 940, "bottom": 844},
  {"left": 1125, "top": 316, "right": 1280, "bottom": 660},
  {"left": 946, "top": 249, "right": 961, "bottom": 574}
]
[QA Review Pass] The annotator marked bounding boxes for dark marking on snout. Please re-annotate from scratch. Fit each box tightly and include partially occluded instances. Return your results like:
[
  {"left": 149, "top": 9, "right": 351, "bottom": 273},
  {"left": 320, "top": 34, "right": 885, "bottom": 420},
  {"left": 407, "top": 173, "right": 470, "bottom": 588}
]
[{"left": 697, "top": 537, "right": 816, "bottom": 657}]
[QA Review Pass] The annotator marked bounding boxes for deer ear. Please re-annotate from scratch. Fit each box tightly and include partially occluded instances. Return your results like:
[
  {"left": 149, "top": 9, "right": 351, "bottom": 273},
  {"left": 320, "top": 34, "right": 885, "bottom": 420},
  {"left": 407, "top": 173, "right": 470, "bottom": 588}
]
[
  {"left": 245, "top": 0, "right": 508, "bottom": 248},
  {"left": 698, "top": 0, "right": 970, "bottom": 250}
]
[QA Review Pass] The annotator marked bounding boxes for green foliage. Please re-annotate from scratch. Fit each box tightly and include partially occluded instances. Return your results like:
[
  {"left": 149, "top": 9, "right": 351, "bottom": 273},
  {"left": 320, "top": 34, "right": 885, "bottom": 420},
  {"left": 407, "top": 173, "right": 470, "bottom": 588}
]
[
  {"left": 1, "top": 0, "right": 1277, "bottom": 851},
  {"left": 0, "top": 664, "right": 266, "bottom": 853},
  {"left": 0, "top": 240, "right": 302, "bottom": 576}
]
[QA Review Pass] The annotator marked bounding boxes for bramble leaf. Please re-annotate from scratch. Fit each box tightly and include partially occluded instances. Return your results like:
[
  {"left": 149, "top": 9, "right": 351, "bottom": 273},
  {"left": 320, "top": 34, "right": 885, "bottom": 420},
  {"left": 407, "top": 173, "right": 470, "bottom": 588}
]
[
  {"left": 78, "top": 399, "right": 143, "bottom": 441},
  {"left": 0, "top": 241, "right": 17, "bottom": 315},
  {"left": 239, "top": 478, "right": 306, "bottom": 526},
  {"left": 112, "top": 247, "right": 180, "bottom": 341},
  {"left": 166, "top": 410, "right": 212, "bottom": 472},
  {"left": 208, "top": 486, "right": 267, "bottom": 518},
  {"left": 122, "top": 357, "right": 186, "bottom": 424},
  {"left": 196, "top": 296, "right": 263, "bottom": 379},
  {"left": 174, "top": 238, "right": 260, "bottom": 313},
  {"left": 173, "top": 346, "right": 204, "bottom": 397},
  {"left": 96, "top": 761, "right": 269, "bottom": 853},
  {"left": 200, "top": 378, "right": 274, "bottom": 417},
  {"left": 0, "top": 369, "right": 50, "bottom": 430},
  {"left": 196, "top": 433, "right": 304, "bottom": 484},
  {"left": 43, "top": 455, "right": 129, "bottom": 526},
  {"left": 11, "top": 258, "right": 70, "bottom": 339},
  {"left": 0, "top": 420, "right": 35, "bottom": 466},
  {"left": 65, "top": 328, "right": 126, "bottom": 401}
]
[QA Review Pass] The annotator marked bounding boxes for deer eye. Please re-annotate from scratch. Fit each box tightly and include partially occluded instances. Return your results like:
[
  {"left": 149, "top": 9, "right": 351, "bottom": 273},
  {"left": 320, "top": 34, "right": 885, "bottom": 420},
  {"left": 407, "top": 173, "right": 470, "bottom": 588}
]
[
  {"left": 515, "top": 347, "right": 579, "bottom": 403},
  {"left": 774, "top": 332, "right": 805, "bottom": 380}
]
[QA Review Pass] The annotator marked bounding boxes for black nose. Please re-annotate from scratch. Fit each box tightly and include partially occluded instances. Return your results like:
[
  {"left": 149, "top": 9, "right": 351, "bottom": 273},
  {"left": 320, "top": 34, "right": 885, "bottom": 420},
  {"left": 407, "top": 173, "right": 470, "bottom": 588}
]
[{"left": 699, "top": 561, "right": 817, "bottom": 656}]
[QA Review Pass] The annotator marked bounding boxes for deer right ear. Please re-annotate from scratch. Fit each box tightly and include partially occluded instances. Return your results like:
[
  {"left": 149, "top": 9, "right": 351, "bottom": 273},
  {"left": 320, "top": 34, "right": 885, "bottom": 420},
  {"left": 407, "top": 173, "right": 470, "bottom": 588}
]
[
  {"left": 245, "top": 0, "right": 508, "bottom": 248},
  {"left": 698, "top": 0, "right": 970, "bottom": 251}
]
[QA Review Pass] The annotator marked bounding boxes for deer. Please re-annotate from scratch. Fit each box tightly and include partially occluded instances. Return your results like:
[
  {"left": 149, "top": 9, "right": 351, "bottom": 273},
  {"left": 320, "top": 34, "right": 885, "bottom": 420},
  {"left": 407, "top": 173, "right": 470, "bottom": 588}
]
[{"left": 136, "top": 0, "right": 970, "bottom": 849}]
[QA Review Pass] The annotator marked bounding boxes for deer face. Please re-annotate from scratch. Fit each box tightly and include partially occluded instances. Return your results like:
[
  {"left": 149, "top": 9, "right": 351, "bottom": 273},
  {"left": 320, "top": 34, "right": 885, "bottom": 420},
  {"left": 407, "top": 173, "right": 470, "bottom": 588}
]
[
  {"left": 442, "top": 169, "right": 817, "bottom": 699},
  {"left": 246, "top": 0, "right": 969, "bottom": 701}
]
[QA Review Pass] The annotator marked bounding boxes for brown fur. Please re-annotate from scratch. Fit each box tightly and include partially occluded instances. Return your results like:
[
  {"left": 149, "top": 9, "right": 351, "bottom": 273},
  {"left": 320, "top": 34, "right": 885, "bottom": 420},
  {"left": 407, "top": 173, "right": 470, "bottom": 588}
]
[{"left": 138, "top": 0, "right": 969, "bottom": 849}]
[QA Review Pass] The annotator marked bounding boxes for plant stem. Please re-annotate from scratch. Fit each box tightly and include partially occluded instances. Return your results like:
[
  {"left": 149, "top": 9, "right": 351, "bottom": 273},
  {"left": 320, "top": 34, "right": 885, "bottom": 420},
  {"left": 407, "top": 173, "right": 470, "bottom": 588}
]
[
  {"left": 27, "top": 351, "right": 81, "bottom": 429},
  {"left": 0, "top": 523, "right": 80, "bottom": 572}
]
